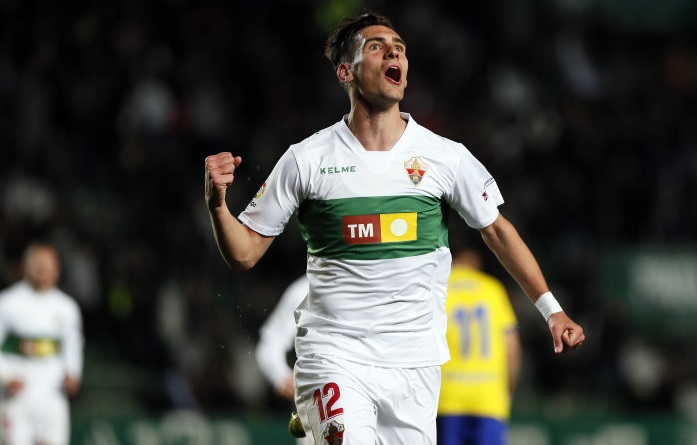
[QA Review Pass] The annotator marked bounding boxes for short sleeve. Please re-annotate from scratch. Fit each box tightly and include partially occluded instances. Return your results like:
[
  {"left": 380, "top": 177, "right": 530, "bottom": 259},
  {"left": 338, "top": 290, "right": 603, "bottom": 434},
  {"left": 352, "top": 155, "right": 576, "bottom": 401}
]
[
  {"left": 238, "top": 149, "right": 304, "bottom": 236},
  {"left": 62, "top": 299, "right": 84, "bottom": 379},
  {"left": 446, "top": 145, "right": 504, "bottom": 229}
]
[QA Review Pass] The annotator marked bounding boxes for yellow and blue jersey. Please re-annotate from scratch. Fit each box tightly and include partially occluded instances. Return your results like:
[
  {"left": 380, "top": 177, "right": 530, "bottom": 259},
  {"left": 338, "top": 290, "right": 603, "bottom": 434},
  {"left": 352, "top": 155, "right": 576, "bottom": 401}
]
[{"left": 438, "top": 266, "right": 517, "bottom": 420}]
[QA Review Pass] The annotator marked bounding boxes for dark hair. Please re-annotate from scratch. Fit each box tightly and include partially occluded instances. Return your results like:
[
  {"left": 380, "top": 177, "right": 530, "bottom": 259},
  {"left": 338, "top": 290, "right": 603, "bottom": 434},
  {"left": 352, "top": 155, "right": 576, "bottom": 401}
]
[{"left": 324, "top": 11, "right": 396, "bottom": 70}]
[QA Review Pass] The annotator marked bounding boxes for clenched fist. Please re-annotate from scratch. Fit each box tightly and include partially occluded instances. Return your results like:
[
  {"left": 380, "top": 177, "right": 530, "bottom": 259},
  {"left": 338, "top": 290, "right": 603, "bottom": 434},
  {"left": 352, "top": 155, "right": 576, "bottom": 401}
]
[
  {"left": 548, "top": 312, "right": 585, "bottom": 354},
  {"left": 205, "top": 152, "right": 243, "bottom": 210}
]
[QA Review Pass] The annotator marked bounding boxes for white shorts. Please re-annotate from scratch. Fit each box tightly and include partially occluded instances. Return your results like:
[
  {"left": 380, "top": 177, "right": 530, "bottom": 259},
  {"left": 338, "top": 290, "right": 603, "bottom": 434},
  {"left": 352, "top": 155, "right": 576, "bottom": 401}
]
[
  {"left": 294, "top": 354, "right": 440, "bottom": 445},
  {"left": 0, "top": 388, "right": 69, "bottom": 445}
]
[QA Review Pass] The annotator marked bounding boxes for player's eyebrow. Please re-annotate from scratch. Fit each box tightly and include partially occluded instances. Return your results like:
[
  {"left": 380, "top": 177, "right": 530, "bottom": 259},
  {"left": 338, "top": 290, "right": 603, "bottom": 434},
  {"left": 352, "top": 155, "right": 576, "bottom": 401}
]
[{"left": 364, "top": 36, "right": 407, "bottom": 49}]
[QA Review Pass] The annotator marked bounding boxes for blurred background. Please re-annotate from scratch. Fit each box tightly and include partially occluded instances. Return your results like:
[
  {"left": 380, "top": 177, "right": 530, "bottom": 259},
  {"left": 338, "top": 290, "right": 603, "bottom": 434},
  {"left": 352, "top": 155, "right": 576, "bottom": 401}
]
[{"left": 1, "top": 0, "right": 697, "bottom": 443}]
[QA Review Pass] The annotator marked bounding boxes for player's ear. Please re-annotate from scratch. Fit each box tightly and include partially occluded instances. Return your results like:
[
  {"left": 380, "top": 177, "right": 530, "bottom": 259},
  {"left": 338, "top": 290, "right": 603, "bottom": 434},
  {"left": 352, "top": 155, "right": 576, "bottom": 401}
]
[{"left": 337, "top": 63, "right": 352, "bottom": 83}]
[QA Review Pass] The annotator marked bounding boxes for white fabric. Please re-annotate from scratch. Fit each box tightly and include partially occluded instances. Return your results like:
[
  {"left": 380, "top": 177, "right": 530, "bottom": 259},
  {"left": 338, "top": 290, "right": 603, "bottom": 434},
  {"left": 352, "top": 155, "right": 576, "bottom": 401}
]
[
  {"left": 294, "top": 353, "right": 440, "bottom": 445},
  {"left": 255, "top": 275, "right": 309, "bottom": 389},
  {"left": 535, "top": 291, "right": 563, "bottom": 321},
  {"left": 0, "top": 280, "right": 84, "bottom": 445},
  {"left": 239, "top": 113, "right": 503, "bottom": 367}
]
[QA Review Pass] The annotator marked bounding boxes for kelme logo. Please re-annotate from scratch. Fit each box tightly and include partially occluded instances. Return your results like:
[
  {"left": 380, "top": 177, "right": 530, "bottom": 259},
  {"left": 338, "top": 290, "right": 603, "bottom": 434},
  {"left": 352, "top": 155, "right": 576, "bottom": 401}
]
[
  {"left": 342, "top": 213, "right": 417, "bottom": 244},
  {"left": 320, "top": 165, "right": 356, "bottom": 174}
]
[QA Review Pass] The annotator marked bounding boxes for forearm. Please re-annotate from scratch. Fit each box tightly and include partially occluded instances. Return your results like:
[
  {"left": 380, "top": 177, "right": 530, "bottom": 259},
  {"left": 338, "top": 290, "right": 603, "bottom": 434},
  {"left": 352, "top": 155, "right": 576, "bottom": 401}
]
[
  {"left": 63, "top": 328, "right": 84, "bottom": 380},
  {"left": 482, "top": 214, "right": 586, "bottom": 354},
  {"left": 506, "top": 331, "right": 522, "bottom": 397},
  {"left": 255, "top": 337, "right": 293, "bottom": 389},
  {"left": 479, "top": 214, "right": 549, "bottom": 302},
  {"left": 209, "top": 205, "right": 269, "bottom": 271}
]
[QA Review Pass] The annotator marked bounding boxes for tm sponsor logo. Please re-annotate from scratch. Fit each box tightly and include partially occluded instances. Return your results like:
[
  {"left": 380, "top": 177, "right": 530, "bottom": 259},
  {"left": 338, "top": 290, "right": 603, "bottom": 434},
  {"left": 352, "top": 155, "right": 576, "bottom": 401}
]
[{"left": 342, "top": 213, "right": 417, "bottom": 244}]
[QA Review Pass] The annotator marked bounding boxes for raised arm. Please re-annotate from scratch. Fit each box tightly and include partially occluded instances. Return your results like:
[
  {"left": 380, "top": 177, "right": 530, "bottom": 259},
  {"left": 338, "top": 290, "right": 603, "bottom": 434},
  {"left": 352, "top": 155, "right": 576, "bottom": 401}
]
[
  {"left": 205, "top": 152, "right": 275, "bottom": 270},
  {"left": 479, "top": 213, "right": 585, "bottom": 354}
]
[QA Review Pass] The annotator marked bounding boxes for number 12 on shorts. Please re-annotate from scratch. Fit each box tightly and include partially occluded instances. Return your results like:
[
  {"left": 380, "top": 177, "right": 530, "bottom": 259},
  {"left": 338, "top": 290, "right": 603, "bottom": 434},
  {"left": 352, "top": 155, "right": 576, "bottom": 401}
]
[{"left": 313, "top": 382, "right": 344, "bottom": 422}]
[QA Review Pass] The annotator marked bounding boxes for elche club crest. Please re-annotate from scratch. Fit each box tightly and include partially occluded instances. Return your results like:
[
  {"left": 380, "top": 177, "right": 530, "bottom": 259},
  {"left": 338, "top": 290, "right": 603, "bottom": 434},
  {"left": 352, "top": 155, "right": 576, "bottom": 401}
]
[
  {"left": 322, "top": 420, "right": 345, "bottom": 445},
  {"left": 404, "top": 156, "right": 427, "bottom": 186}
]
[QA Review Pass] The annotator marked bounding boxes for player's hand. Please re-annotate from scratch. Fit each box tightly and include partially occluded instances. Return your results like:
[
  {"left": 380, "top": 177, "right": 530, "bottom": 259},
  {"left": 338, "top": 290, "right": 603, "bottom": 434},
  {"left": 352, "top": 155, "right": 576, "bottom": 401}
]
[
  {"left": 64, "top": 375, "right": 81, "bottom": 397},
  {"left": 5, "top": 378, "right": 24, "bottom": 397},
  {"left": 547, "top": 312, "right": 585, "bottom": 354},
  {"left": 205, "top": 152, "right": 243, "bottom": 210},
  {"left": 276, "top": 374, "right": 295, "bottom": 401}
]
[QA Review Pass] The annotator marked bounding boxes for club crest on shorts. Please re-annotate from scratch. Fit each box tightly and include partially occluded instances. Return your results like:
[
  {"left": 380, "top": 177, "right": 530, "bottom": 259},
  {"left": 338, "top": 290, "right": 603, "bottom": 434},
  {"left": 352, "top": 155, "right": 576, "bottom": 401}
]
[
  {"left": 404, "top": 156, "right": 427, "bottom": 186},
  {"left": 322, "top": 420, "right": 345, "bottom": 445}
]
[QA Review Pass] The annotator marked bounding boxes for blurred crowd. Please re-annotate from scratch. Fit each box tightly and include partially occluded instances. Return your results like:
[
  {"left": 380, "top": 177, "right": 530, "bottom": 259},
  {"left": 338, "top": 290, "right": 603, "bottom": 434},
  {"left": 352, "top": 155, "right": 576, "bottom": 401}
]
[{"left": 1, "top": 0, "right": 697, "bottom": 421}]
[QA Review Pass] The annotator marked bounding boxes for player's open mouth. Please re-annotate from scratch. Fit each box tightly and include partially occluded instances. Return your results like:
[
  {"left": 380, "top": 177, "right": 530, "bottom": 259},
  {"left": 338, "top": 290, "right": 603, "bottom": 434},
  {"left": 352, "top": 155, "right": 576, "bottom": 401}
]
[{"left": 385, "top": 66, "right": 401, "bottom": 83}]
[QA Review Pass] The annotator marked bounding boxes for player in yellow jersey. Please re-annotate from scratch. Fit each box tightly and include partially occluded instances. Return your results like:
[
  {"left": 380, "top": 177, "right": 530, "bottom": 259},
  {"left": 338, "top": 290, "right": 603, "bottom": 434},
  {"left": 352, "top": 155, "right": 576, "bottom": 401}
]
[{"left": 438, "top": 248, "right": 522, "bottom": 445}]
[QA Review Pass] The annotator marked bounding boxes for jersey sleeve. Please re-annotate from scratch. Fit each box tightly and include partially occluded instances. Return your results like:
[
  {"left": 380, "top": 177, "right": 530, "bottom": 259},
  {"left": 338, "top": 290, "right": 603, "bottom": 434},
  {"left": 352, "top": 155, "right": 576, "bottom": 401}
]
[
  {"left": 255, "top": 275, "right": 309, "bottom": 388},
  {"left": 0, "top": 296, "right": 10, "bottom": 382},
  {"left": 238, "top": 148, "right": 303, "bottom": 236},
  {"left": 62, "top": 299, "right": 84, "bottom": 380},
  {"left": 446, "top": 144, "right": 504, "bottom": 229}
]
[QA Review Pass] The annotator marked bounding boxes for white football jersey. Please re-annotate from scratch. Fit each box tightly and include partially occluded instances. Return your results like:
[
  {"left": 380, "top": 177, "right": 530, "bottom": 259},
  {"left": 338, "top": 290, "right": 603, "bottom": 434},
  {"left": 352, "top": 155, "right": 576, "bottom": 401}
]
[
  {"left": 239, "top": 113, "right": 503, "bottom": 367},
  {"left": 0, "top": 281, "right": 84, "bottom": 393}
]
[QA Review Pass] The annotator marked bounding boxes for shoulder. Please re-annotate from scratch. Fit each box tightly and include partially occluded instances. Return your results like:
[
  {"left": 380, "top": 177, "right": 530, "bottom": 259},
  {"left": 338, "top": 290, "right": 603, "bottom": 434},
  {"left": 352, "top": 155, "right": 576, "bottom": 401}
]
[
  {"left": 465, "top": 268, "right": 505, "bottom": 291},
  {"left": 290, "top": 121, "right": 343, "bottom": 155},
  {"left": 405, "top": 116, "right": 475, "bottom": 166},
  {"left": 272, "top": 122, "right": 344, "bottom": 175},
  {"left": 0, "top": 282, "right": 26, "bottom": 302},
  {"left": 53, "top": 289, "right": 82, "bottom": 314},
  {"left": 287, "top": 274, "right": 309, "bottom": 292},
  {"left": 280, "top": 275, "right": 309, "bottom": 305},
  {"left": 450, "top": 267, "right": 504, "bottom": 290},
  {"left": 407, "top": 116, "right": 462, "bottom": 149}
]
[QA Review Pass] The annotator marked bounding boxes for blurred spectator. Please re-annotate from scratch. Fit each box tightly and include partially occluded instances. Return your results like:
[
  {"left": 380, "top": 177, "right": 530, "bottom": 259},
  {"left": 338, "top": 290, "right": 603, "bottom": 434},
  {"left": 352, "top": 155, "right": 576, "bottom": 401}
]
[{"left": 255, "top": 274, "right": 311, "bottom": 445}]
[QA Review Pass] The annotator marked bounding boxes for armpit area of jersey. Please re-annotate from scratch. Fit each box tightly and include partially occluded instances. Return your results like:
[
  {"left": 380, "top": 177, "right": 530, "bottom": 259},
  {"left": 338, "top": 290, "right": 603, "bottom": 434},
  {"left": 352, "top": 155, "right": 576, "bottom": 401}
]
[{"left": 1, "top": 333, "right": 61, "bottom": 358}]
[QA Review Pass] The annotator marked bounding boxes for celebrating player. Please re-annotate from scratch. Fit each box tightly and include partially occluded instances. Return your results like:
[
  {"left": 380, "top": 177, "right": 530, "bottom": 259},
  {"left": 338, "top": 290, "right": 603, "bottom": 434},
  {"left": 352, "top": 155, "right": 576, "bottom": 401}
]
[{"left": 205, "top": 10, "right": 584, "bottom": 445}]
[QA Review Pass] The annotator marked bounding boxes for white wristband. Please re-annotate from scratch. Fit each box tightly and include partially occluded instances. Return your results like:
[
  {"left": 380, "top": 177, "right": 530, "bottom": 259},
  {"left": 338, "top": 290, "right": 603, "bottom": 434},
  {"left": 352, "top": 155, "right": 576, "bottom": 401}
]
[{"left": 535, "top": 292, "right": 563, "bottom": 321}]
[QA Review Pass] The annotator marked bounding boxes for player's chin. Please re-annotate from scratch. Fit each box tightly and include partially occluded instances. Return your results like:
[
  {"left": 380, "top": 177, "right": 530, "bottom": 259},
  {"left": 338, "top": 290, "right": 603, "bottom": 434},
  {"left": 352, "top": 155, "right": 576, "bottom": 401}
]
[
  {"left": 390, "top": 85, "right": 406, "bottom": 96},
  {"left": 385, "top": 91, "right": 405, "bottom": 105},
  {"left": 380, "top": 82, "right": 404, "bottom": 95}
]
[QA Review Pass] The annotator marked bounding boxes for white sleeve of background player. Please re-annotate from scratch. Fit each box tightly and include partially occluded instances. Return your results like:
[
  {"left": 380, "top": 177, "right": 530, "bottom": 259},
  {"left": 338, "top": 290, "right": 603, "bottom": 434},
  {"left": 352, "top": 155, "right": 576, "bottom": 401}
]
[
  {"left": 447, "top": 144, "right": 504, "bottom": 229},
  {"left": 238, "top": 149, "right": 303, "bottom": 236},
  {"left": 255, "top": 275, "right": 309, "bottom": 388},
  {"left": 62, "top": 298, "right": 84, "bottom": 380},
  {"left": 0, "top": 296, "right": 11, "bottom": 382}
]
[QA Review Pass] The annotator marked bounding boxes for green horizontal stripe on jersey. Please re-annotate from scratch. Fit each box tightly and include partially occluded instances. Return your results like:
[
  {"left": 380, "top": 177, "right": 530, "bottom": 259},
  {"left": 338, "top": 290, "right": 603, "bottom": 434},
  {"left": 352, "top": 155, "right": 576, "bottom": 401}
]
[
  {"left": 297, "top": 195, "right": 449, "bottom": 260},
  {"left": 1, "top": 333, "right": 61, "bottom": 358}
]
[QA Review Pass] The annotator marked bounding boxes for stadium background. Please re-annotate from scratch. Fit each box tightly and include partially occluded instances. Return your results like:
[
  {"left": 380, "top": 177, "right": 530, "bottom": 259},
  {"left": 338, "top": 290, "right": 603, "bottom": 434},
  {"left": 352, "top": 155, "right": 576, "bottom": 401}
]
[{"left": 1, "top": 0, "right": 696, "bottom": 443}]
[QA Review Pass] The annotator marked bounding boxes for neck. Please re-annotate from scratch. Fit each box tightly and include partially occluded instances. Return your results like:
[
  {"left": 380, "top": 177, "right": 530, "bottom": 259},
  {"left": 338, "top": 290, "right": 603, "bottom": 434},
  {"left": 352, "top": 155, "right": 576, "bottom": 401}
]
[
  {"left": 27, "top": 280, "right": 52, "bottom": 293},
  {"left": 345, "top": 101, "right": 406, "bottom": 151}
]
